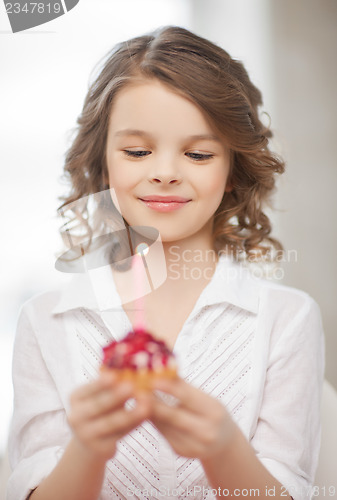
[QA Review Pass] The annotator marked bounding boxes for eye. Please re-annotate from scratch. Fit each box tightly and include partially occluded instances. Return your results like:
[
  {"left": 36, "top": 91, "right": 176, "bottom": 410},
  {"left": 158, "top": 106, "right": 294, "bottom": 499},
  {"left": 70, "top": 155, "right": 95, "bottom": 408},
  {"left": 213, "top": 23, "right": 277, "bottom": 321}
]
[
  {"left": 186, "top": 152, "right": 214, "bottom": 161},
  {"left": 123, "top": 150, "right": 151, "bottom": 158}
]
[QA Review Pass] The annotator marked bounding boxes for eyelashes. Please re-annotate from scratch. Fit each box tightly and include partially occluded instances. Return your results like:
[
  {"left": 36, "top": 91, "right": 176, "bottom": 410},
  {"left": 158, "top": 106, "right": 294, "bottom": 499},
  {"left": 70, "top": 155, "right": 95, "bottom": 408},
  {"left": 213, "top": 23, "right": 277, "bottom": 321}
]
[
  {"left": 122, "top": 150, "right": 214, "bottom": 162},
  {"left": 187, "top": 152, "right": 214, "bottom": 161},
  {"left": 123, "top": 150, "right": 151, "bottom": 158}
]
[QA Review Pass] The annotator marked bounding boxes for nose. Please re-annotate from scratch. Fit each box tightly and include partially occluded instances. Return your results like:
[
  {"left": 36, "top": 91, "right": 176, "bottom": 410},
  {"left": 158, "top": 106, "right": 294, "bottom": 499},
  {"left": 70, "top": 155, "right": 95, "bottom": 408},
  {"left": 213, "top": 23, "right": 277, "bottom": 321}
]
[
  {"left": 147, "top": 157, "right": 182, "bottom": 185},
  {"left": 150, "top": 175, "right": 180, "bottom": 185}
]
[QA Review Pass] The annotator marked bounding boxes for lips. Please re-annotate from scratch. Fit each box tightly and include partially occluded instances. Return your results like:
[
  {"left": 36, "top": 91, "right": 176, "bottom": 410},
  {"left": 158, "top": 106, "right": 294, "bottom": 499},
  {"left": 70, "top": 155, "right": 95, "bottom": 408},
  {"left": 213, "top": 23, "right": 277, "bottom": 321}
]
[
  {"left": 139, "top": 195, "right": 191, "bottom": 203},
  {"left": 138, "top": 195, "right": 191, "bottom": 212}
]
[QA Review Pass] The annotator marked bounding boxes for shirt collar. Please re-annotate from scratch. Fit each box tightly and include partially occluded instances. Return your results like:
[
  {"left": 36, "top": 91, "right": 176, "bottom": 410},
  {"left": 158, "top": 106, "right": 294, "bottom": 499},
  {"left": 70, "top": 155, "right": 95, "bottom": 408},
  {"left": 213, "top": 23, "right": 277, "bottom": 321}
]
[
  {"left": 51, "top": 254, "right": 259, "bottom": 316},
  {"left": 196, "top": 255, "right": 260, "bottom": 314},
  {"left": 51, "top": 265, "right": 121, "bottom": 315}
]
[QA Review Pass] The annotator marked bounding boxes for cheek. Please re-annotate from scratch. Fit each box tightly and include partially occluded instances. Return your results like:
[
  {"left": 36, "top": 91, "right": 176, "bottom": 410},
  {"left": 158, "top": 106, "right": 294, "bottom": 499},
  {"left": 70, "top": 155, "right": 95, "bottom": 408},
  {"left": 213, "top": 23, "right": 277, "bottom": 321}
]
[
  {"left": 199, "top": 167, "right": 228, "bottom": 203},
  {"left": 107, "top": 157, "right": 136, "bottom": 190}
]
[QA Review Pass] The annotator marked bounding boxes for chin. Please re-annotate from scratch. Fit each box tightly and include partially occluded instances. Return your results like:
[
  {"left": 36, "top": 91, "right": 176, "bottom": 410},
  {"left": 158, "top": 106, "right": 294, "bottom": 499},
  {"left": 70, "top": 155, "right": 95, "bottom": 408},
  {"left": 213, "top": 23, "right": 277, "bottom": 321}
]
[
  {"left": 158, "top": 227, "right": 202, "bottom": 244},
  {"left": 120, "top": 213, "right": 204, "bottom": 244}
]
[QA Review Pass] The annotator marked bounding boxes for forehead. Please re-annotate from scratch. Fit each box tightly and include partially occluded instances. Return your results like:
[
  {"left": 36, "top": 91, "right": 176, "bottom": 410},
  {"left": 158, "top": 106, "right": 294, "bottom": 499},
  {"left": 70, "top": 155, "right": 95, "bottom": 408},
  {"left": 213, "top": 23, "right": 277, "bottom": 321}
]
[{"left": 107, "top": 79, "right": 219, "bottom": 139}]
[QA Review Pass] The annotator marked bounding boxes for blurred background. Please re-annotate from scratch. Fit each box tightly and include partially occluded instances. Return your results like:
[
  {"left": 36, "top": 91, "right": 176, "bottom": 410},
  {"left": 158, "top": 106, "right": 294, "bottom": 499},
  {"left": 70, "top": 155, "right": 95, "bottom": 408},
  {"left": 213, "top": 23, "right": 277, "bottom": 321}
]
[{"left": 1, "top": 0, "right": 336, "bottom": 495}]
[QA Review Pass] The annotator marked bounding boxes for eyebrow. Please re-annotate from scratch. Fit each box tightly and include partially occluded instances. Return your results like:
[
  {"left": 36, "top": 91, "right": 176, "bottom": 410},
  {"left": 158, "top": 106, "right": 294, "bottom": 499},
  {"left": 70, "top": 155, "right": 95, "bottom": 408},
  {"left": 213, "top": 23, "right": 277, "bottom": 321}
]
[{"left": 114, "top": 129, "right": 222, "bottom": 143}]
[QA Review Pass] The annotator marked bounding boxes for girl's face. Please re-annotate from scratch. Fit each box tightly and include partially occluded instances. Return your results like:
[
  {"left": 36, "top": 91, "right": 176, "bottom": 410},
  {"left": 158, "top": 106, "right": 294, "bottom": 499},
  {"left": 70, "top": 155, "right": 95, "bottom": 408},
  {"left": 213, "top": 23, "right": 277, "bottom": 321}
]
[{"left": 106, "top": 79, "right": 231, "bottom": 246}]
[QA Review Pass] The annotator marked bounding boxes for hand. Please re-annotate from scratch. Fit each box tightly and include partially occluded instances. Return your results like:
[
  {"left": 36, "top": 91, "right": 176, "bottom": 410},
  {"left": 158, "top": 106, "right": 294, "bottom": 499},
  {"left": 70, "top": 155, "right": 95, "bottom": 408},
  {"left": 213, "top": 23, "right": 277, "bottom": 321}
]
[
  {"left": 150, "top": 377, "right": 237, "bottom": 460},
  {"left": 67, "top": 372, "right": 152, "bottom": 462}
]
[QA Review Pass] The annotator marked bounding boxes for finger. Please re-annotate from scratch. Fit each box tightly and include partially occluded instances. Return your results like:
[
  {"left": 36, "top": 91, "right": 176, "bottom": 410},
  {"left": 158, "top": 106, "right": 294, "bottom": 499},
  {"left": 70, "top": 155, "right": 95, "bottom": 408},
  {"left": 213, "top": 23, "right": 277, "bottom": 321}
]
[
  {"left": 92, "top": 396, "right": 152, "bottom": 438},
  {"left": 80, "top": 382, "right": 136, "bottom": 420},
  {"left": 152, "top": 419, "right": 183, "bottom": 443},
  {"left": 152, "top": 418, "right": 196, "bottom": 445},
  {"left": 153, "top": 377, "right": 217, "bottom": 415},
  {"left": 71, "top": 372, "right": 118, "bottom": 402},
  {"left": 151, "top": 397, "right": 204, "bottom": 432},
  {"left": 151, "top": 401, "right": 230, "bottom": 459},
  {"left": 151, "top": 420, "right": 208, "bottom": 459}
]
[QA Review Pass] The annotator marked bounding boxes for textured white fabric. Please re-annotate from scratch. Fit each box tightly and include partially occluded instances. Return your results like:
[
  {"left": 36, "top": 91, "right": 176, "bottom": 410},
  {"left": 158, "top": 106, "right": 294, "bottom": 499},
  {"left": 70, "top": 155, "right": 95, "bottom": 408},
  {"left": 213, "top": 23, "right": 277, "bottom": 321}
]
[{"left": 7, "top": 255, "right": 325, "bottom": 500}]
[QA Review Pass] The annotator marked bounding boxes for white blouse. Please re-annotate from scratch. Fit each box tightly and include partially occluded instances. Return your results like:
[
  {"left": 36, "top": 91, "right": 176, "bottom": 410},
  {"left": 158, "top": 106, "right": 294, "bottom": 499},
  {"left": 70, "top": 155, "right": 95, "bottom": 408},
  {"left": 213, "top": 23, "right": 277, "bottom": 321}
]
[{"left": 7, "top": 255, "right": 325, "bottom": 500}]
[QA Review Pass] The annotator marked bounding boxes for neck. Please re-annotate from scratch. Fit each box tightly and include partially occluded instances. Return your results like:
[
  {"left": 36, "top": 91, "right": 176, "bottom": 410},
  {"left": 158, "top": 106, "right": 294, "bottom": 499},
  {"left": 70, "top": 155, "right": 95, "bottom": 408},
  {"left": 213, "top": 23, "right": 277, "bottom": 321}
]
[
  {"left": 161, "top": 230, "right": 219, "bottom": 285},
  {"left": 127, "top": 219, "right": 222, "bottom": 289}
]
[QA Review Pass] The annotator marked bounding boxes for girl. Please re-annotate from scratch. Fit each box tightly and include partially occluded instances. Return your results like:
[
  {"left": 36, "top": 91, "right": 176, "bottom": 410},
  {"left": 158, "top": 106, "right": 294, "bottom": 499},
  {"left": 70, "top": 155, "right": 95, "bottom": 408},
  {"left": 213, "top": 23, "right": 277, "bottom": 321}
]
[{"left": 7, "top": 26, "right": 324, "bottom": 500}]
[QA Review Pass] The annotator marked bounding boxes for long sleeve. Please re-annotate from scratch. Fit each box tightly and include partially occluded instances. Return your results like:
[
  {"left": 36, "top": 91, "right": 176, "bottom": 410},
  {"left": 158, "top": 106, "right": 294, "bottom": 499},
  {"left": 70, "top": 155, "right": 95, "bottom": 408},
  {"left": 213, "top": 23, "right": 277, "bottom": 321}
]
[
  {"left": 251, "top": 293, "right": 325, "bottom": 500},
  {"left": 7, "top": 305, "right": 71, "bottom": 500}
]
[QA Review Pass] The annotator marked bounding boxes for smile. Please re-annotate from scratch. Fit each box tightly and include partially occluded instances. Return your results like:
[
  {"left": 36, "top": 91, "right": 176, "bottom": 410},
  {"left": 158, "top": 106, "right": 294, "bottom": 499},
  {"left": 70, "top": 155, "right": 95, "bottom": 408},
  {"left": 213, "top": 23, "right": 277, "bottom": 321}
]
[{"left": 138, "top": 196, "right": 191, "bottom": 213}]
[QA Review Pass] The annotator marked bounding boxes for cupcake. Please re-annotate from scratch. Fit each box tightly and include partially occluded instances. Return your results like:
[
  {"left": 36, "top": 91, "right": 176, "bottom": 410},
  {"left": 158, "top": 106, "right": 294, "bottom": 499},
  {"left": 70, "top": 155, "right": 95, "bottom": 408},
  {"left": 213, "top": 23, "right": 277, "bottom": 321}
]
[{"left": 101, "top": 328, "right": 177, "bottom": 391}]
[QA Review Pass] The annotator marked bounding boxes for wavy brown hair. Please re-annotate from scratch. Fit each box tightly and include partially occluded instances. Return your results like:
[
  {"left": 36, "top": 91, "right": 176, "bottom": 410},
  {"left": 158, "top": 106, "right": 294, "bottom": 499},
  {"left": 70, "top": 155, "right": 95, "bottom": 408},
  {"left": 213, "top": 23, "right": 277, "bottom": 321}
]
[{"left": 59, "top": 25, "right": 285, "bottom": 262}]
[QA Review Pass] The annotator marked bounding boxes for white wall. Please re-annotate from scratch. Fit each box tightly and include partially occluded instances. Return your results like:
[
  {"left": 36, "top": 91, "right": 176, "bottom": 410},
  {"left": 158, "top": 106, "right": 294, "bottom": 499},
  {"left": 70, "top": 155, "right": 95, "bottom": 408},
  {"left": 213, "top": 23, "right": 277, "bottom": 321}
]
[{"left": 269, "top": 0, "right": 337, "bottom": 386}]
